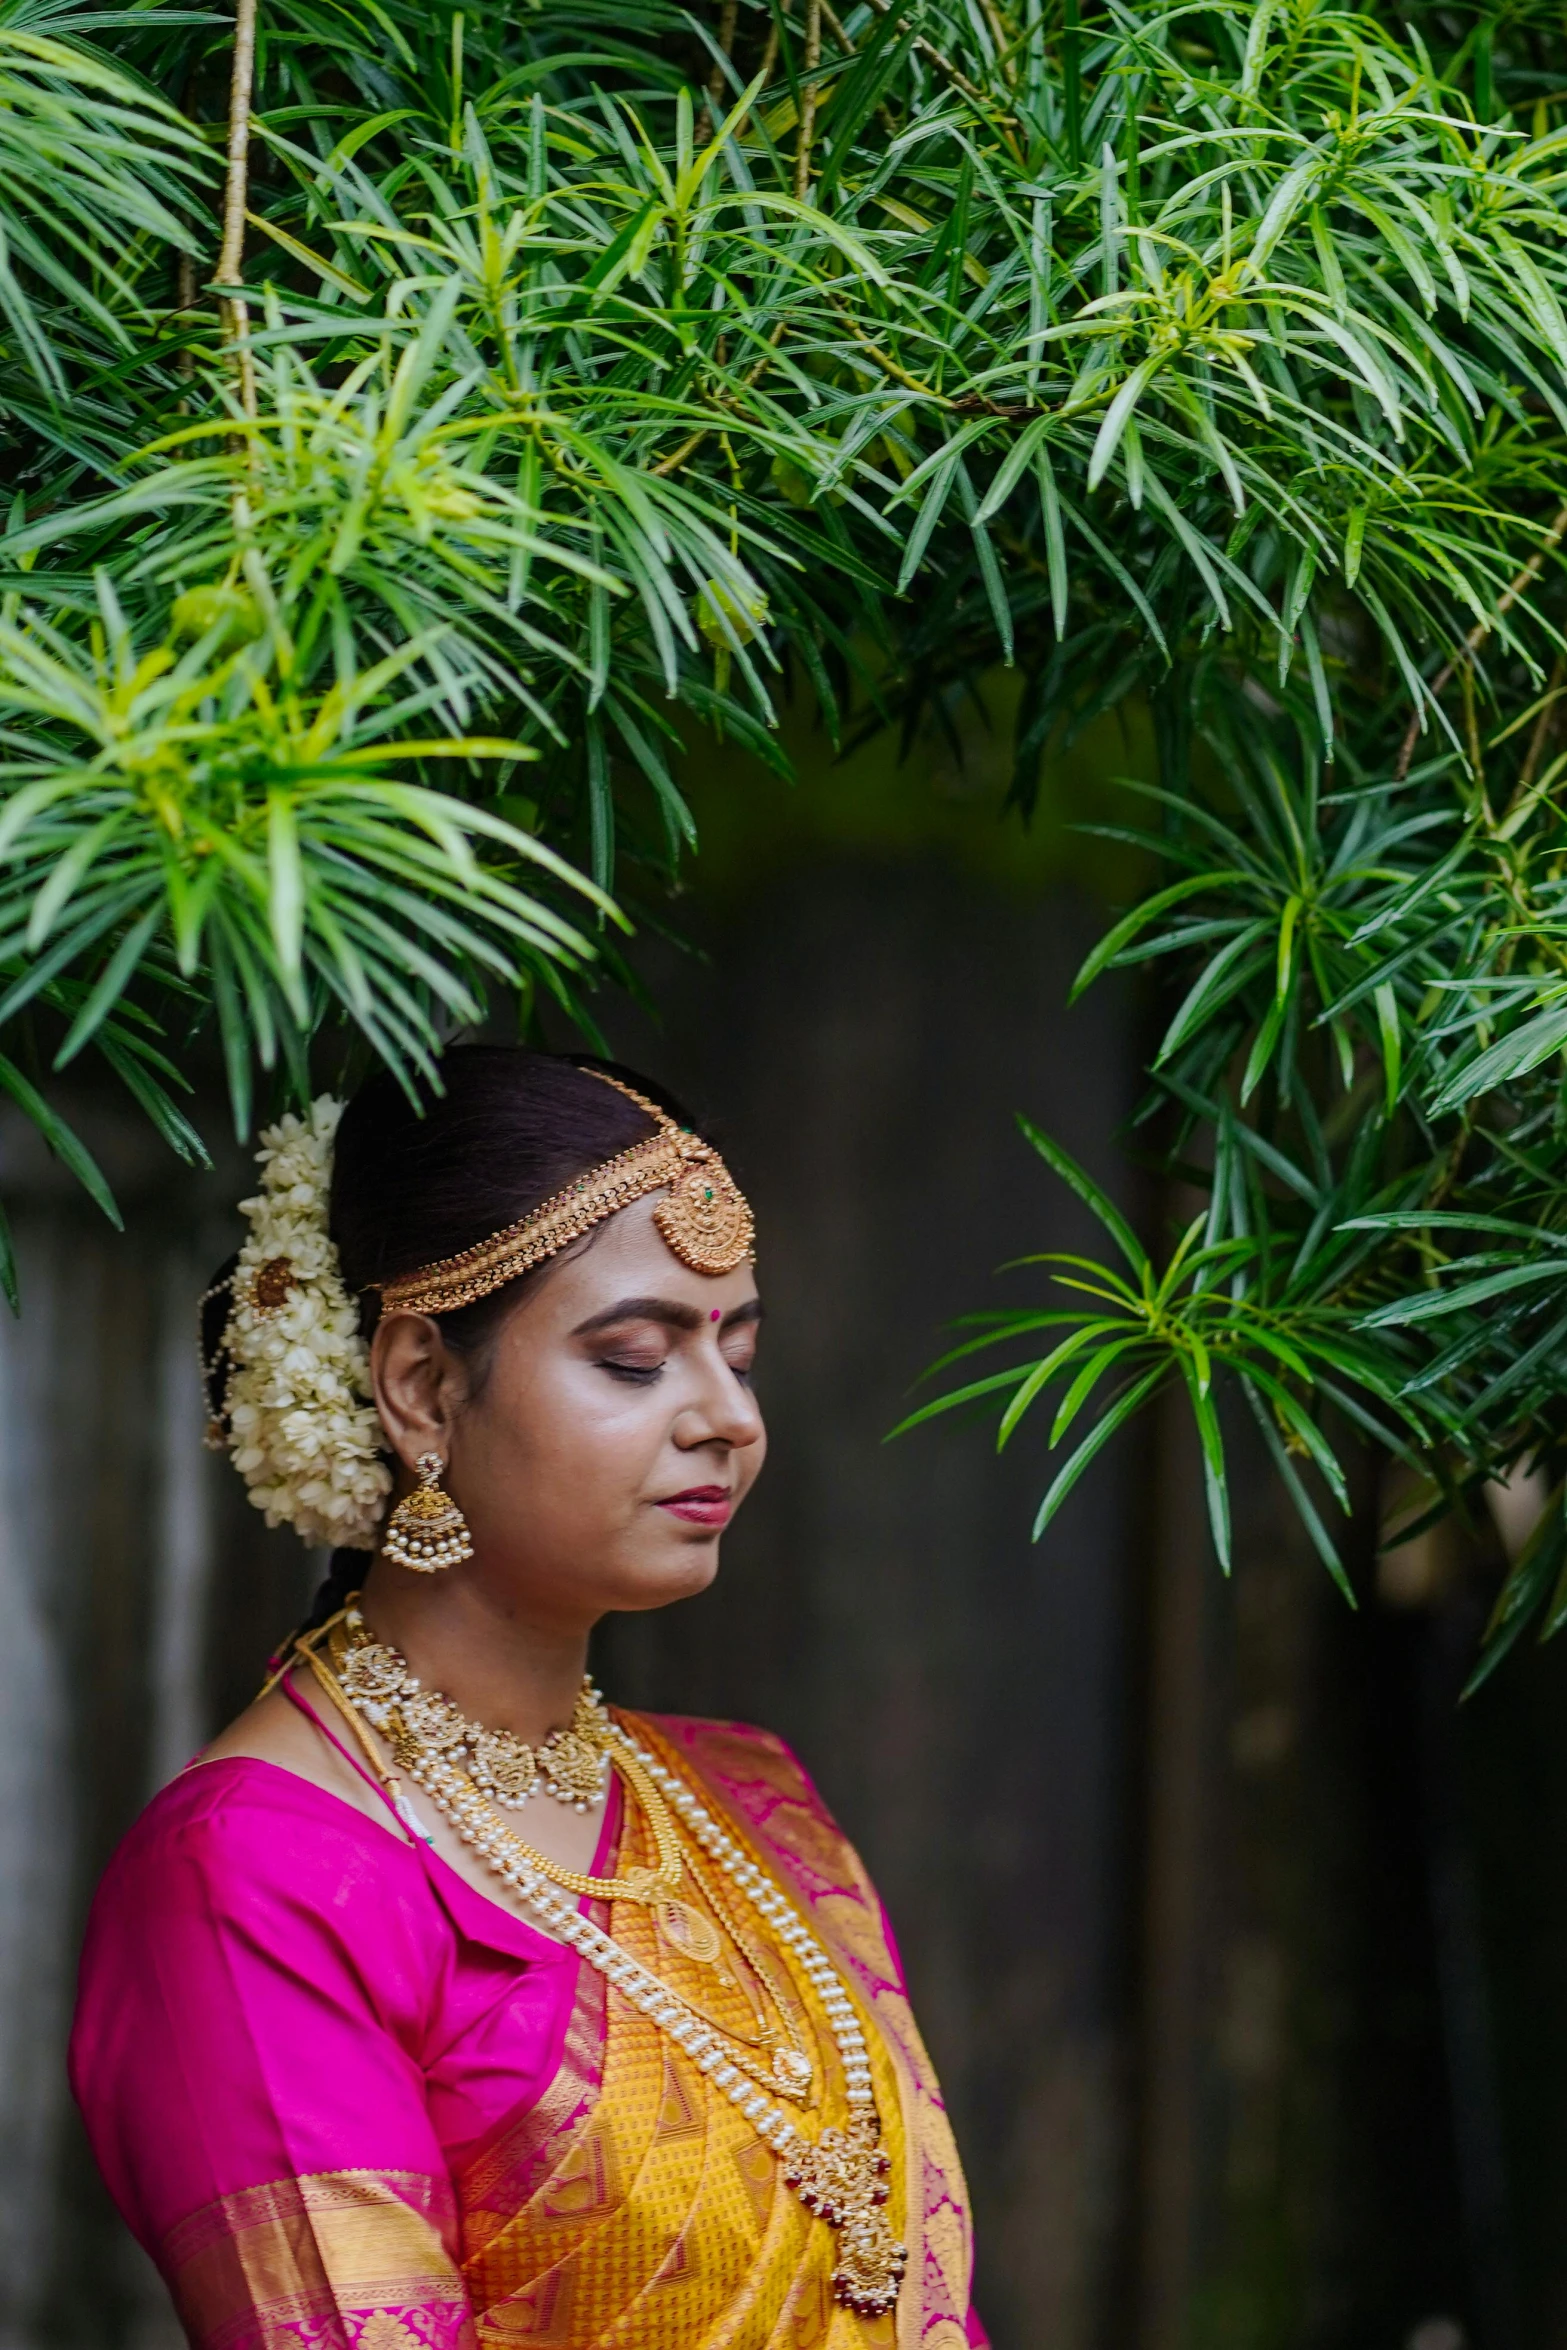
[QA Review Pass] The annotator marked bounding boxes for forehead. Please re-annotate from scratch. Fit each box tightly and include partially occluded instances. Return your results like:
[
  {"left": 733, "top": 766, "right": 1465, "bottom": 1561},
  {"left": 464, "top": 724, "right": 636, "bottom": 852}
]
[{"left": 526, "top": 1193, "right": 760, "bottom": 1322}]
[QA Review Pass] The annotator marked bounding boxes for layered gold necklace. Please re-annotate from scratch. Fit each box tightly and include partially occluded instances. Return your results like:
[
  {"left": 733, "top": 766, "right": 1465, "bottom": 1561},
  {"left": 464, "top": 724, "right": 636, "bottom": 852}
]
[
  {"left": 297, "top": 1609, "right": 907, "bottom": 2321},
  {"left": 329, "top": 1612, "right": 797, "bottom": 2061}
]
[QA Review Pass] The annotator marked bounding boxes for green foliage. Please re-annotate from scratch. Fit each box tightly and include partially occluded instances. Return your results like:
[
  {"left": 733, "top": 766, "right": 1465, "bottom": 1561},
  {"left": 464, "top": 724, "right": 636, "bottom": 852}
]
[
  {"left": 3, "top": 0, "right": 1567, "bottom": 1670},
  {"left": 0, "top": 0, "right": 204, "bottom": 412},
  {"left": 868, "top": 0, "right": 1567, "bottom": 1673},
  {"left": 0, "top": 571, "right": 612, "bottom": 1132},
  {"left": 921, "top": 670, "right": 1567, "bottom": 1677}
]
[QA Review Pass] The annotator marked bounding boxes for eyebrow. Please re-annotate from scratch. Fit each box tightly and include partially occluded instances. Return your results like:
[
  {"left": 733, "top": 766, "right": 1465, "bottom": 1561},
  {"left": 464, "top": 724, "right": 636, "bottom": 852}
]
[{"left": 571, "top": 1295, "right": 763, "bottom": 1338}]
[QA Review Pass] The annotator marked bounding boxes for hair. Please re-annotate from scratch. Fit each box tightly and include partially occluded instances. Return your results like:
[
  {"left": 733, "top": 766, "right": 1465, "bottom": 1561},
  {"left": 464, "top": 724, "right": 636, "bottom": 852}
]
[
  {"left": 206, "top": 1047, "right": 701, "bottom": 1637},
  {"left": 330, "top": 1046, "right": 685, "bottom": 1329}
]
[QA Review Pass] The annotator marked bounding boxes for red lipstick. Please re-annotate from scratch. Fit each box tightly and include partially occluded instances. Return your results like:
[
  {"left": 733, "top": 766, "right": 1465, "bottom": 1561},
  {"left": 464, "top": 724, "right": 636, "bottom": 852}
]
[{"left": 659, "top": 1485, "right": 732, "bottom": 1527}]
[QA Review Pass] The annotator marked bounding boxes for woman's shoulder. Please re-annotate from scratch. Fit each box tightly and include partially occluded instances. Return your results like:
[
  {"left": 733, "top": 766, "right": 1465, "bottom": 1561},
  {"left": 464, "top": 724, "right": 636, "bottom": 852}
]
[
  {"left": 97, "top": 1667, "right": 411, "bottom": 1892},
  {"left": 91, "top": 1745, "right": 421, "bottom": 1942},
  {"left": 123, "top": 1742, "right": 398, "bottom": 1842}
]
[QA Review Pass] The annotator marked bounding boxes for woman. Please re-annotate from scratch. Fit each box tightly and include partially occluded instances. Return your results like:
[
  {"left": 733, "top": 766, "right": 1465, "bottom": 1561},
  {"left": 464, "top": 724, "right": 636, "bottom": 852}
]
[{"left": 70, "top": 1049, "right": 985, "bottom": 2350}]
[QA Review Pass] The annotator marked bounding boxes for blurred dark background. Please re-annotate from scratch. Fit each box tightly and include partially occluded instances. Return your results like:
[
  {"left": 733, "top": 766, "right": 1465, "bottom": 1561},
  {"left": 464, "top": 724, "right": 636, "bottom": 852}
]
[{"left": 5, "top": 709, "right": 1567, "bottom": 2350}]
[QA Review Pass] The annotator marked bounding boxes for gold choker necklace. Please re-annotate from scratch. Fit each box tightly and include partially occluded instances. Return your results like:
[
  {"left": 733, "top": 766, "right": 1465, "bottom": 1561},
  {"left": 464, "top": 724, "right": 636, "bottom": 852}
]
[{"left": 335, "top": 1619, "right": 612, "bottom": 1813}]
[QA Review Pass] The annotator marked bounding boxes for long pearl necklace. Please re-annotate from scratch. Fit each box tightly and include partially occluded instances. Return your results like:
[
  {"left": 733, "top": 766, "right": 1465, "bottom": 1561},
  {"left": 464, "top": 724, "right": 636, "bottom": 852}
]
[{"left": 305, "top": 1623, "right": 908, "bottom": 2320}]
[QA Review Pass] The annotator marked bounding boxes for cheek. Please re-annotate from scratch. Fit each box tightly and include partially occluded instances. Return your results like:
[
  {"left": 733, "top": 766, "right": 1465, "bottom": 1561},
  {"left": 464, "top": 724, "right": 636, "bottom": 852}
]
[{"left": 475, "top": 1358, "right": 666, "bottom": 1490}]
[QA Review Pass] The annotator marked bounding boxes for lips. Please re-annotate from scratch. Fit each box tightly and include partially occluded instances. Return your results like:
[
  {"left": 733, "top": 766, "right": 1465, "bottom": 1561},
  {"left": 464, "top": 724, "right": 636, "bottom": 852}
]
[{"left": 659, "top": 1485, "right": 732, "bottom": 1528}]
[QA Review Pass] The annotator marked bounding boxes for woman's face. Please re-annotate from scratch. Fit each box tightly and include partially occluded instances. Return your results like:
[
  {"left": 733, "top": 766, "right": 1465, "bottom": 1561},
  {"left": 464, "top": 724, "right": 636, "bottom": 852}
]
[{"left": 370, "top": 1193, "right": 765, "bottom": 1632}]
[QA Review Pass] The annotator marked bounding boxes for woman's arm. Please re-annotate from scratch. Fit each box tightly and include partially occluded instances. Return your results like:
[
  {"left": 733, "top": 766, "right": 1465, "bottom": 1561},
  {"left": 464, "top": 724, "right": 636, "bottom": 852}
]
[{"left": 70, "top": 1764, "right": 475, "bottom": 2350}]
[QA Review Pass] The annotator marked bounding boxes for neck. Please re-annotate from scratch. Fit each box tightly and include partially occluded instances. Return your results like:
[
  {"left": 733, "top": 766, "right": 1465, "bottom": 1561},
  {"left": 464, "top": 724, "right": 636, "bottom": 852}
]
[{"left": 356, "top": 1559, "right": 591, "bottom": 1744}]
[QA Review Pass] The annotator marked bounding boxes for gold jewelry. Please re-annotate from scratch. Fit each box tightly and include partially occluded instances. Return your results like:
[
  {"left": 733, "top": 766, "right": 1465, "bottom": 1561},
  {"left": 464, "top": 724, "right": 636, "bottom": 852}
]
[
  {"left": 298, "top": 1612, "right": 905, "bottom": 2318},
  {"left": 375, "top": 1070, "right": 754, "bottom": 1315},
  {"left": 381, "top": 1453, "right": 474, "bottom": 1573},
  {"left": 198, "top": 1268, "right": 237, "bottom": 1450},
  {"left": 336, "top": 1611, "right": 609, "bottom": 1811},
  {"left": 329, "top": 1611, "right": 686, "bottom": 1907},
  {"left": 674, "top": 1837, "right": 820, "bottom": 2099},
  {"left": 324, "top": 1612, "right": 818, "bottom": 2104}
]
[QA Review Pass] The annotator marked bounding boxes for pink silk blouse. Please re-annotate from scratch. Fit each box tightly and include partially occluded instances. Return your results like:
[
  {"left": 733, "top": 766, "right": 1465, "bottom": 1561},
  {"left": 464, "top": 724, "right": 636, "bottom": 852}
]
[{"left": 70, "top": 1713, "right": 988, "bottom": 2350}]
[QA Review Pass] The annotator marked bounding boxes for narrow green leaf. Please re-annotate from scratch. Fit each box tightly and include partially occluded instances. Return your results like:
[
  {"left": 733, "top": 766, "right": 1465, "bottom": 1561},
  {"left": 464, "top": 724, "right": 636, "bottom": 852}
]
[
  {"left": 1015, "top": 1116, "right": 1145, "bottom": 1274},
  {"left": 0, "top": 1054, "right": 120, "bottom": 1227},
  {"left": 1032, "top": 1366, "right": 1166, "bottom": 1539}
]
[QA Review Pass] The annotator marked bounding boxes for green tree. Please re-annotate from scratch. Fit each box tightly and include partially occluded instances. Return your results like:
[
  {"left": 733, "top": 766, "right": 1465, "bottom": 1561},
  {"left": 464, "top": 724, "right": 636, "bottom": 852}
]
[
  {"left": 894, "top": 3, "right": 1567, "bottom": 1682},
  {"left": 2, "top": 0, "right": 1565, "bottom": 1671}
]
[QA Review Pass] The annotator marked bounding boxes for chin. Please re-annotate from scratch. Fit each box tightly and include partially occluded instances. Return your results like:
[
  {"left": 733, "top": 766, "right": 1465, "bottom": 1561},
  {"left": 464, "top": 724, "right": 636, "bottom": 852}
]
[{"left": 611, "top": 1536, "right": 723, "bottom": 1614}]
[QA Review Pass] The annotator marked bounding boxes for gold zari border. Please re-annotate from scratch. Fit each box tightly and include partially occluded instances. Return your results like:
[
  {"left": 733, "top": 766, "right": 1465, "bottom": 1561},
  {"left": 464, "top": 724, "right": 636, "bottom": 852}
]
[{"left": 164, "top": 2168, "right": 468, "bottom": 2350}]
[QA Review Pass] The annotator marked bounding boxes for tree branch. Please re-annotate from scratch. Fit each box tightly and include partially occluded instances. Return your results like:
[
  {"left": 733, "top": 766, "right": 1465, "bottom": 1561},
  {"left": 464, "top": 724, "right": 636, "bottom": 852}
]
[
  {"left": 794, "top": 0, "right": 822, "bottom": 197},
  {"left": 859, "top": 0, "right": 989, "bottom": 108},
  {"left": 218, "top": 0, "right": 259, "bottom": 427},
  {"left": 1396, "top": 500, "right": 1567, "bottom": 780},
  {"left": 702, "top": 0, "right": 740, "bottom": 143}
]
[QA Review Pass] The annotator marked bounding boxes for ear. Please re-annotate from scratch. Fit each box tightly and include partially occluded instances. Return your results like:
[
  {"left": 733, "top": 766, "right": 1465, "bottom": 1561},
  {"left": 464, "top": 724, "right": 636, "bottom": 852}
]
[{"left": 370, "top": 1312, "right": 466, "bottom": 1472}]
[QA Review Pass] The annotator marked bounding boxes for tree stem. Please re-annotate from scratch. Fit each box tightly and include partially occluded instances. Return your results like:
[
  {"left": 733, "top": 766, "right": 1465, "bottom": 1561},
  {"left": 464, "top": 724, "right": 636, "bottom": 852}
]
[
  {"left": 219, "top": 0, "right": 259, "bottom": 426},
  {"left": 702, "top": 0, "right": 739, "bottom": 140},
  {"left": 1514, "top": 652, "right": 1567, "bottom": 802},
  {"left": 1396, "top": 500, "right": 1567, "bottom": 780},
  {"left": 859, "top": 0, "right": 989, "bottom": 105},
  {"left": 794, "top": 0, "right": 822, "bottom": 197}
]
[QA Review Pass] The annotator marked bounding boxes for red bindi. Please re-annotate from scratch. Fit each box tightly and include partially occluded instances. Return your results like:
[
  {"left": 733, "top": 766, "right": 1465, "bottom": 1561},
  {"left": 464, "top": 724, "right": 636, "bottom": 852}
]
[{"left": 710, "top": 1308, "right": 722, "bottom": 1322}]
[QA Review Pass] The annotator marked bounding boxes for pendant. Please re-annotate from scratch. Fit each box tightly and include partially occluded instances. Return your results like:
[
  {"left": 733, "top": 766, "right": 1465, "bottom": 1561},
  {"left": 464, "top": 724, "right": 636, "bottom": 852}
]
[
  {"left": 771, "top": 2045, "right": 814, "bottom": 2097},
  {"left": 784, "top": 2117, "right": 907, "bottom": 2318},
  {"left": 538, "top": 1715, "right": 611, "bottom": 1808},
  {"left": 654, "top": 1897, "right": 724, "bottom": 1967}
]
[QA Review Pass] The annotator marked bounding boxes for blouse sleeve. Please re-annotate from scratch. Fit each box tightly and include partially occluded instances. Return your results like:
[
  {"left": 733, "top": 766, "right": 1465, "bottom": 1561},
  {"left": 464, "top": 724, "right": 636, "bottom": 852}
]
[{"left": 69, "top": 1763, "right": 476, "bottom": 2350}]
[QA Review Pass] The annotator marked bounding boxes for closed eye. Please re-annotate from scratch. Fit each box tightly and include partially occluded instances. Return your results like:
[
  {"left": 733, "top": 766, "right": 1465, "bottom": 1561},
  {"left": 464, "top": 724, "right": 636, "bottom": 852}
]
[{"left": 598, "top": 1358, "right": 663, "bottom": 1384}]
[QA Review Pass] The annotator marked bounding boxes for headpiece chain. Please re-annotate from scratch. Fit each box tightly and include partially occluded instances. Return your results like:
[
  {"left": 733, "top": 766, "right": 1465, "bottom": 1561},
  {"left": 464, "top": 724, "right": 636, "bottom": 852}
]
[{"left": 376, "top": 1070, "right": 755, "bottom": 1316}]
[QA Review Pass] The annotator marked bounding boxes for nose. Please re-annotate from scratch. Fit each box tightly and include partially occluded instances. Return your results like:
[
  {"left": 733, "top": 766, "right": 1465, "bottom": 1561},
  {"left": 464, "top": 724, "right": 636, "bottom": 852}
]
[{"left": 674, "top": 1345, "right": 764, "bottom": 1453}]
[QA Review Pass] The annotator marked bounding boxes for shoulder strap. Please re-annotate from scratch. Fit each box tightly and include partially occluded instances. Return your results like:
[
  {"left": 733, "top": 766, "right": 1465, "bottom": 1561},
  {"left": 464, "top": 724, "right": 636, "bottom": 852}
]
[{"left": 280, "top": 1671, "right": 423, "bottom": 1842}]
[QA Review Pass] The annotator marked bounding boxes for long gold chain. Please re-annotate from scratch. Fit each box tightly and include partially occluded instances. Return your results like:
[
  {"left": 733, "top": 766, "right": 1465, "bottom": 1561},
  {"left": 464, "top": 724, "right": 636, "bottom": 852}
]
[{"left": 673, "top": 1837, "right": 820, "bottom": 2101}]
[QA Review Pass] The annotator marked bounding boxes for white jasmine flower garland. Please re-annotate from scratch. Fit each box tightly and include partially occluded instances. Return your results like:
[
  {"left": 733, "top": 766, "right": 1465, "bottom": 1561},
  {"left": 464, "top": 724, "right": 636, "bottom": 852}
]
[{"left": 221, "top": 1097, "right": 392, "bottom": 1548}]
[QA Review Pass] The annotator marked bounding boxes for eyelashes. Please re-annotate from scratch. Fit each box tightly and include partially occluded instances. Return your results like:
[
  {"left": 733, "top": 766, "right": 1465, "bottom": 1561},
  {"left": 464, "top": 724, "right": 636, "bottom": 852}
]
[{"left": 595, "top": 1356, "right": 755, "bottom": 1388}]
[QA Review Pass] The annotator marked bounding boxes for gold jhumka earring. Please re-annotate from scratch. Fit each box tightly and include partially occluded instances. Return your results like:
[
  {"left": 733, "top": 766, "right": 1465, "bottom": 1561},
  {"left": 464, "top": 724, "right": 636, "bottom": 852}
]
[{"left": 381, "top": 1452, "right": 473, "bottom": 1572}]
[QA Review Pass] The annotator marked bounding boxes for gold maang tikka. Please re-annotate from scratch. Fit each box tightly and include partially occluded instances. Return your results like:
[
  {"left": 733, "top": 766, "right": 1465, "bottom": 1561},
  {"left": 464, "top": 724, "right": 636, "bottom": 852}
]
[{"left": 376, "top": 1072, "right": 754, "bottom": 1316}]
